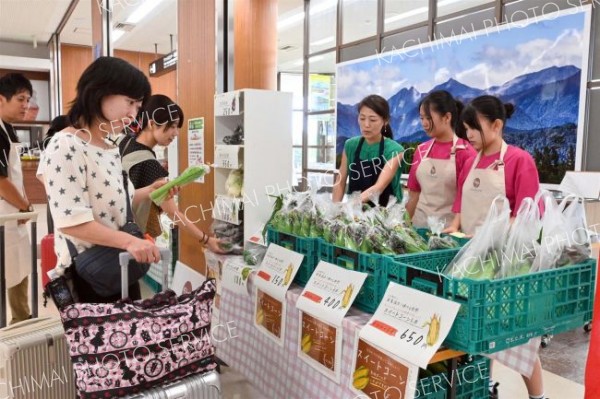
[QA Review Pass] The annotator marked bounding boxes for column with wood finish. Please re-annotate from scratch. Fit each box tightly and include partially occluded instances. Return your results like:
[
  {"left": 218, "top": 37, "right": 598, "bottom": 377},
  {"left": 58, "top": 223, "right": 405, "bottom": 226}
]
[
  {"left": 176, "top": 0, "right": 217, "bottom": 274},
  {"left": 234, "top": 0, "right": 278, "bottom": 90}
]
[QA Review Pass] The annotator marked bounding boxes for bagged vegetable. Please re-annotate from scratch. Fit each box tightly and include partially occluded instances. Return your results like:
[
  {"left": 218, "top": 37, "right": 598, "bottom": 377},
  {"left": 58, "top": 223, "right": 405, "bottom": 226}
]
[
  {"left": 444, "top": 196, "right": 511, "bottom": 280},
  {"left": 427, "top": 235, "right": 459, "bottom": 251},
  {"left": 225, "top": 168, "right": 244, "bottom": 197},
  {"left": 499, "top": 197, "right": 540, "bottom": 278},
  {"left": 531, "top": 193, "right": 590, "bottom": 271}
]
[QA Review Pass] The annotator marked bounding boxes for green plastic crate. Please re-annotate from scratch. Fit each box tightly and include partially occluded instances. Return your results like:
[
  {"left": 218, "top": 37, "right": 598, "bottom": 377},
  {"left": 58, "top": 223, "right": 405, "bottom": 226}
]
[
  {"left": 415, "top": 355, "right": 490, "bottom": 399},
  {"left": 389, "top": 251, "right": 596, "bottom": 354},
  {"left": 319, "top": 240, "right": 386, "bottom": 313},
  {"left": 266, "top": 227, "right": 319, "bottom": 286}
]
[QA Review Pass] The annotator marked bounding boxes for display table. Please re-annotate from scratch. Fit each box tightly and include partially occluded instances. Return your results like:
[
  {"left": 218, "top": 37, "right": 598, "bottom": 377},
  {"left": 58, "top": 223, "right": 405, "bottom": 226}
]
[{"left": 216, "top": 284, "right": 372, "bottom": 399}]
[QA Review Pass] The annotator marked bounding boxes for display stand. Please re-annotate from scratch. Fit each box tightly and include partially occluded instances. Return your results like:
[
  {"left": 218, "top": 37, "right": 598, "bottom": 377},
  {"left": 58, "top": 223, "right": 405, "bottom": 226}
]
[{"left": 213, "top": 89, "right": 293, "bottom": 242}]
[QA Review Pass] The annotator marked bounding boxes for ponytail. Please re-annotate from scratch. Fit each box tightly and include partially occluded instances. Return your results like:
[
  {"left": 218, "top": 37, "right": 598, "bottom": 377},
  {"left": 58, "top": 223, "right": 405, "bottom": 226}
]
[{"left": 382, "top": 124, "right": 393, "bottom": 139}]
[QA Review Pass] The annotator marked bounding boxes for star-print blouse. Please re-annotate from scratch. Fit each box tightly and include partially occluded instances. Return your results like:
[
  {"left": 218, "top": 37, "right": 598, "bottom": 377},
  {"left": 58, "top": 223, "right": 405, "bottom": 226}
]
[{"left": 38, "top": 131, "right": 135, "bottom": 275}]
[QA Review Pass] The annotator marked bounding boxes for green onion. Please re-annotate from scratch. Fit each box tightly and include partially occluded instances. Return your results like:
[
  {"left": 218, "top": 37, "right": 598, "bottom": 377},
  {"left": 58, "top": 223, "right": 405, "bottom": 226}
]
[{"left": 150, "top": 165, "right": 210, "bottom": 205}]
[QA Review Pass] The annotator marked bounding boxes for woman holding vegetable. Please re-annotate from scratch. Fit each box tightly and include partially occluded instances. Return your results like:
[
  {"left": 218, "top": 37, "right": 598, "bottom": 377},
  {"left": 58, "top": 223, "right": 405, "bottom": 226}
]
[
  {"left": 333, "top": 94, "right": 404, "bottom": 206},
  {"left": 120, "top": 94, "right": 224, "bottom": 253},
  {"left": 406, "top": 90, "right": 475, "bottom": 228},
  {"left": 444, "top": 95, "right": 544, "bottom": 399},
  {"left": 38, "top": 57, "right": 176, "bottom": 302}
]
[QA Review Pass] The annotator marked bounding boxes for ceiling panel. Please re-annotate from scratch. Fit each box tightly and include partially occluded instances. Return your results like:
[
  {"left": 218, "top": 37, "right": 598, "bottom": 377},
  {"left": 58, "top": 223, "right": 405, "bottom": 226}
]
[{"left": 0, "top": 0, "right": 71, "bottom": 43}]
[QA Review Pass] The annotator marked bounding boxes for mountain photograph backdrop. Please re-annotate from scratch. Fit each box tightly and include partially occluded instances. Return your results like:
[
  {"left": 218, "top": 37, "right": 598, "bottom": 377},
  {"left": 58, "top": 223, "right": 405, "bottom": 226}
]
[{"left": 336, "top": 10, "right": 590, "bottom": 183}]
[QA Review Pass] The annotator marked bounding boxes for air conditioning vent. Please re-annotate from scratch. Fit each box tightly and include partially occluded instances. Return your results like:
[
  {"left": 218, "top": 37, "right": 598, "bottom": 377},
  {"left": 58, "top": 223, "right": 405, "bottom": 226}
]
[{"left": 279, "top": 45, "right": 296, "bottom": 51}]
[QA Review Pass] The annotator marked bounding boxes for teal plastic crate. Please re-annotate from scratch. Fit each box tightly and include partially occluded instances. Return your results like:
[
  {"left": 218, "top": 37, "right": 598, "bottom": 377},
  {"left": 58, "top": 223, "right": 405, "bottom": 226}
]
[
  {"left": 319, "top": 240, "right": 386, "bottom": 313},
  {"left": 388, "top": 251, "right": 596, "bottom": 354},
  {"left": 266, "top": 227, "right": 319, "bottom": 286},
  {"left": 415, "top": 355, "right": 489, "bottom": 399}
]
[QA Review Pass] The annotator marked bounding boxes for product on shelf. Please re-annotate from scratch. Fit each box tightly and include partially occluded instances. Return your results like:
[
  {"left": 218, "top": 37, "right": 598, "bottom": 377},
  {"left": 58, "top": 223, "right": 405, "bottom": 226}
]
[
  {"left": 225, "top": 168, "right": 244, "bottom": 197},
  {"left": 222, "top": 124, "right": 244, "bottom": 145}
]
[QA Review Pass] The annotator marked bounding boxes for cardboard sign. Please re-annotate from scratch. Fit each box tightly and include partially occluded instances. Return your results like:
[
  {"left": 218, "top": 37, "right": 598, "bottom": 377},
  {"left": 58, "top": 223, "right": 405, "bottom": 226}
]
[
  {"left": 349, "top": 336, "right": 419, "bottom": 399},
  {"left": 298, "top": 312, "right": 342, "bottom": 382},
  {"left": 254, "top": 288, "right": 285, "bottom": 346}
]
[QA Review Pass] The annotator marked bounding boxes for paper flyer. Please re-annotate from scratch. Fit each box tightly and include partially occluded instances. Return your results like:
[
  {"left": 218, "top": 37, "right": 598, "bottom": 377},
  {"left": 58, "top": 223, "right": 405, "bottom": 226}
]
[
  {"left": 296, "top": 261, "right": 367, "bottom": 327},
  {"left": 360, "top": 282, "right": 460, "bottom": 369},
  {"left": 349, "top": 333, "right": 419, "bottom": 399},
  {"left": 297, "top": 311, "right": 343, "bottom": 383},
  {"left": 254, "top": 288, "right": 286, "bottom": 346},
  {"left": 253, "top": 244, "right": 304, "bottom": 300},
  {"left": 221, "top": 256, "right": 254, "bottom": 296},
  {"left": 187, "top": 117, "right": 205, "bottom": 183}
]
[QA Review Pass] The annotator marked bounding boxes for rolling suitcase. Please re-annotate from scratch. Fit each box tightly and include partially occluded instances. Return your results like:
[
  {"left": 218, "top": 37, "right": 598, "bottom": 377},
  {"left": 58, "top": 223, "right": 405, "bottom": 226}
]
[{"left": 0, "top": 317, "right": 76, "bottom": 399}]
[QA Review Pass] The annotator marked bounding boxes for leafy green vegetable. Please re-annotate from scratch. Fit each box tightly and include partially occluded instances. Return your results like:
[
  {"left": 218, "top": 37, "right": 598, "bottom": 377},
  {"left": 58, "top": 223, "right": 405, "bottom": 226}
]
[{"left": 150, "top": 165, "right": 209, "bottom": 206}]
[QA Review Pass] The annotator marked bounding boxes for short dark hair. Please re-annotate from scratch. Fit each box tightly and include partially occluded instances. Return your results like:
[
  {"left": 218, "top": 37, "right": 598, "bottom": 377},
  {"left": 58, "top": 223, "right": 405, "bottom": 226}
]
[
  {"left": 419, "top": 90, "right": 465, "bottom": 138},
  {"left": 68, "top": 56, "right": 151, "bottom": 128},
  {"left": 139, "top": 94, "right": 184, "bottom": 131},
  {"left": 0, "top": 73, "right": 33, "bottom": 100},
  {"left": 357, "top": 94, "right": 393, "bottom": 139},
  {"left": 459, "top": 95, "right": 515, "bottom": 146}
]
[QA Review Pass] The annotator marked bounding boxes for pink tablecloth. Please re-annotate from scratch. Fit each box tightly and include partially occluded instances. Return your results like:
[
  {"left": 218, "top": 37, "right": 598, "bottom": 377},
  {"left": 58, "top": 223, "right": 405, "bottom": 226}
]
[
  {"left": 217, "top": 285, "right": 371, "bottom": 399},
  {"left": 216, "top": 284, "right": 539, "bottom": 398}
]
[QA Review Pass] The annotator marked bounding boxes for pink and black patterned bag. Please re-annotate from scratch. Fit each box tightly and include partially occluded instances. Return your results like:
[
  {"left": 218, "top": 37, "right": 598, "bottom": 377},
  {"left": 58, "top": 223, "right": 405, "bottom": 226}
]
[{"left": 59, "top": 279, "right": 217, "bottom": 398}]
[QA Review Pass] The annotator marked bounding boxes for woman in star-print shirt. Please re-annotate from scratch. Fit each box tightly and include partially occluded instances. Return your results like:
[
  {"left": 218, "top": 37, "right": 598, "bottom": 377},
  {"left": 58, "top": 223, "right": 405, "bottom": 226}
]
[{"left": 37, "top": 57, "right": 175, "bottom": 303}]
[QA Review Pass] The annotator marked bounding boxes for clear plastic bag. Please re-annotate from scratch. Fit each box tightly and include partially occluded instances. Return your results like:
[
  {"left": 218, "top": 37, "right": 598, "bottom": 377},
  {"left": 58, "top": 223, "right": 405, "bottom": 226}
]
[
  {"left": 444, "top": 195, "right": 511, "bottom": 280},
  {"left": 499, "top": 197, "right": 541, "bottom": 278},
  {"left": 530, "top": 193, "right": 590, "bottom": 271}
]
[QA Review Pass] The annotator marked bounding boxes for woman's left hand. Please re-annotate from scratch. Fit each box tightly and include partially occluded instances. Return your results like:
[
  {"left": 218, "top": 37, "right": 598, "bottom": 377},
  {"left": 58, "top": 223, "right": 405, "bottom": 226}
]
[{"left": 150, "top": 179, "right": 179, "bottom": 202}]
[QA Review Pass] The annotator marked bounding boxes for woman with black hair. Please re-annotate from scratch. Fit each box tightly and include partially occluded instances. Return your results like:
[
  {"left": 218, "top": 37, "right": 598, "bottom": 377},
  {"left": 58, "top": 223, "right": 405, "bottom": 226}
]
[
  {"left": 120, "top": 94, "right": 224, "bottom": 253},
  {"left": 406, "top": 90, "right": 476, "bottom": 228},
  {"left": 446, "top": 95, "right": 540, "bottom": 236},
  {"left": 445, "top": 95, "right": 544, "bottom": 399},
  {"left": 333, "top": 94, "right": 404, "bottom": 206},
  {"left": 38, "top": 57, "right": 174, "bottom": 303}
]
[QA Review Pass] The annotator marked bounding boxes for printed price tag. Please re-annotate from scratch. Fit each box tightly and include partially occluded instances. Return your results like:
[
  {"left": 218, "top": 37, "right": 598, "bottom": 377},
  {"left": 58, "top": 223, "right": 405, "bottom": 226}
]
[{"left": 254, "top": 244, "right": 303, "bottom": 301}]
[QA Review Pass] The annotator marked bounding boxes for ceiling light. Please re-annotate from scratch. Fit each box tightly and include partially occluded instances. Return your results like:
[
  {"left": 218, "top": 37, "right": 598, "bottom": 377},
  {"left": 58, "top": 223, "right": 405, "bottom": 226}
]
[
  {"left": 278, "top": 0, "right": 338, "bottom": 31},
  {"left": 112, "top": 29, "right": 126, "bottom": 42},
  {"left": 126, "top": 0, "right": 163, "bottom": 24}
]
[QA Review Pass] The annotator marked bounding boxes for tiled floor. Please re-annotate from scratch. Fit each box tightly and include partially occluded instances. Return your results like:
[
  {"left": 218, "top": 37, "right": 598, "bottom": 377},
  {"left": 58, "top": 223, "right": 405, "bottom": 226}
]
[{"left": 4, "top": 204, "right": 591, "bottom": 398}]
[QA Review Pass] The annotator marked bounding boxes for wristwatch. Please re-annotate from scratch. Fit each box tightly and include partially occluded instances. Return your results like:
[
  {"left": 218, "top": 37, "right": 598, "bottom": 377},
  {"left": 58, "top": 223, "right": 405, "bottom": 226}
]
[{"left": 19, "top": 204, "right": 34, "bottom": 213}]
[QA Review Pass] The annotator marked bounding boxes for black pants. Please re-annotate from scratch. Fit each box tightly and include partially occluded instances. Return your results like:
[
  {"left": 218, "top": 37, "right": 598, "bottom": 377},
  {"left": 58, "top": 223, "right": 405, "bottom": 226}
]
[{"left": 72, "top": 266, "right": 142, "bottom": 303}]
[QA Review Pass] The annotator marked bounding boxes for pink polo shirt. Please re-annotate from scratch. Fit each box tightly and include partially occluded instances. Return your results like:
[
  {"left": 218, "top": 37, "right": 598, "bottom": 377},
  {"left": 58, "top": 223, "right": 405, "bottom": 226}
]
[
  {"left": 452, "top": 145, "right": 540, "bottom": 217},
  {"left": 407, "top": 138, "right": 476, "bottom": 192}
]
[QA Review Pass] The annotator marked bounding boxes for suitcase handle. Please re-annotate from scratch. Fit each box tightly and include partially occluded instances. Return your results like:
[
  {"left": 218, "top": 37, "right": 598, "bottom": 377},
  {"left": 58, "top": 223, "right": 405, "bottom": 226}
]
[
  {"left": 119, "top": 249, "right": 171, "bottom": 299},
  {"left": 0, "top": 211, "right": 39, "bottom": 225}
]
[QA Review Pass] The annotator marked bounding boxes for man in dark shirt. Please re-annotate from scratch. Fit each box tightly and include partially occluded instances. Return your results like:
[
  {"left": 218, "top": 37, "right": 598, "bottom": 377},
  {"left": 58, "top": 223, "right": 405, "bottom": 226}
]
[{"left": 0, "top": 73, "right": 34, "bottom": 324}]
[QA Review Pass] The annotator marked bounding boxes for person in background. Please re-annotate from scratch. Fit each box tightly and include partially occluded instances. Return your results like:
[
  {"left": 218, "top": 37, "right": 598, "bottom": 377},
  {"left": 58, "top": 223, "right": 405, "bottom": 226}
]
[
  {"left": 38, "top": 57, "right": 175, "bottom": 303},
  {"left": 333, "top": 94, "right": 404, "bottom": 206},
  {"left": 405, "top": 90, "right": 475, "bottom": 229},
  {"left": 119, "top": 94, "right": 224, "bottom": 253},
  {"left": 0, "top": 73, "right": 34, "bottom": 324},
  {"left": 445, "top": 95, "right": 544, "bottom": 399}
]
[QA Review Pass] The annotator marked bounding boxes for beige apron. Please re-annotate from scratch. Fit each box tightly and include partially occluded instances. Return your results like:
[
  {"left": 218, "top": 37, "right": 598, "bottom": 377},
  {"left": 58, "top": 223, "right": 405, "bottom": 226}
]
[
  {"left": 461, "top": 141, "right": 508, "bottom": 236},
  {"left": 413, "top": 135, "right": 460, "bottom": 229},
  {"left": 0, "top": 124, "right": 31, "bottom": 288}
]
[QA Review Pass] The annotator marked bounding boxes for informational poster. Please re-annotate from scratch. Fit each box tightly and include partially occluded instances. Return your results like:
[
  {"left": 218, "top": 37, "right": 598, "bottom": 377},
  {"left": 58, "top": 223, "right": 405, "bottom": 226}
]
[
  {"left": 349, "top": 335, "right": 419, "bottom": 399},
  {"left": 360, "top": 282, "right": 460, "bottom": 369},
  {"left": 298, "top": 312, "right": 342, "bottom": 383},
  {"left": 253, "top": 244, "right": 304, "bottom": 346},
  {"left": 254, "top": 288, "right": 285, "bottom": 345},
  {"left": 187, "top": 118, "right": 205, "bottom": 182}
]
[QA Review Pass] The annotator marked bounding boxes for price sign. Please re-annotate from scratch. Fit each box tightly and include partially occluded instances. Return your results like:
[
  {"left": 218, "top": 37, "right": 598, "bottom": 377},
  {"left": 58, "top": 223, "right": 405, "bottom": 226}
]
[
  {"left": 360, "top": 282, "right": 460, "bottom": 368},
  {"left": 254, "top": 288, "right": 285, "bottom": 345},
  {"left": 296, "top": 261, "right": 367, "bottom": 327},
  {"left": 297, "top": 312, "right": 343, "bottom": 382}
]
